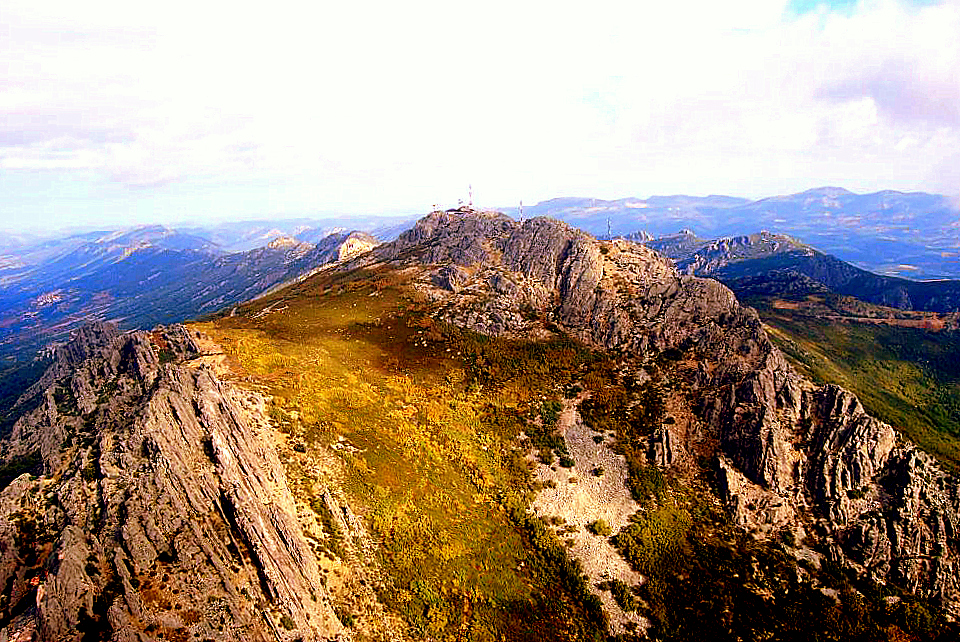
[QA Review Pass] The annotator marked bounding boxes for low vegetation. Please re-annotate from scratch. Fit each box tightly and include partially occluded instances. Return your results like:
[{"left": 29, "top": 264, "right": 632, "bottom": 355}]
[
  {"left": 585, "top": 519, "right": 611, "bottom": 537},
  {"left": 195, "top": 267, "right": 606, "bottom": 641}
]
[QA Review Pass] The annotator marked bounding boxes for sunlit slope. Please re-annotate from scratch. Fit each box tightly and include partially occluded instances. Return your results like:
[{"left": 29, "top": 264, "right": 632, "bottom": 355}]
[
  {"left": 190, "top": 255, "right": 956, "bottom": 641},
  {"left": 193, "top": 265, "right": 607, "bottom": 640}
]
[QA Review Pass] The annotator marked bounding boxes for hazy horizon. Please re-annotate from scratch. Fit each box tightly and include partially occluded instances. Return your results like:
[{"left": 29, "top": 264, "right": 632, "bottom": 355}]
[{"left": 4, "top": 182, "right": 958, "bottom": 238}]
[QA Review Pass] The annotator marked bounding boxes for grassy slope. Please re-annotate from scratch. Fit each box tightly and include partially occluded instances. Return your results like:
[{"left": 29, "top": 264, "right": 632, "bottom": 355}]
[
  {"left": 192, "top": 267, "right": 956, "bottom": 641},
  {"left": 193, "top": 266, "right": 606, "bottom": 641},
  {"left": 755, "top": 303, "right": 960, "bottom": 472}
]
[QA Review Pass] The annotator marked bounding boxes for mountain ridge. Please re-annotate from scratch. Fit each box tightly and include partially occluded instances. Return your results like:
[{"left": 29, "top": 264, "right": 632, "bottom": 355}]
[
  {"left": 357, "top": 208, "right": 960, "bottom": 619},
  {"left": 646, "top": 230, "right": 960, "bottom": 313},
  {"left": 0, "top": 208, "right": 957, "bottom": 639}
]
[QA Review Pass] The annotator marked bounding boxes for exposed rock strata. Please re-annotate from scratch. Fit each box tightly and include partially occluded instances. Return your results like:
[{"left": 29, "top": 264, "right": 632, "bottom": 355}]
[
  {"left": 368, "top": 208, "right": 960, "bottom": 618},
  {"left": 0, "top": 323, "right": 346, "bottom": 641}
]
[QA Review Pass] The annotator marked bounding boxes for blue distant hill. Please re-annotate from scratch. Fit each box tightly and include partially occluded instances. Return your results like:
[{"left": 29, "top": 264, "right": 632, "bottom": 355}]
[{"left": 501, "top": 188, "right": 960, "bottom": 279}]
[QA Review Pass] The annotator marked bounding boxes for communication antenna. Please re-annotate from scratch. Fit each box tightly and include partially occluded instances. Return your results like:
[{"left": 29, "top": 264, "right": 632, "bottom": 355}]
[
  {"left": 607, "top": 217, "right": 611, "bottom": 238},
  {"left": 468, "top": 184, "right": 473, "bottom": 207},
  {"left": 519, "top": 200, "right": 524, "bottom": 223}
]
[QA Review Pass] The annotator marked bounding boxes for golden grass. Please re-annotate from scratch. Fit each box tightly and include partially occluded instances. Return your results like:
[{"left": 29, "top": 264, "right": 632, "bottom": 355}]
[{"left": 192, "top": 268, "right": 605, "bottom": 640}]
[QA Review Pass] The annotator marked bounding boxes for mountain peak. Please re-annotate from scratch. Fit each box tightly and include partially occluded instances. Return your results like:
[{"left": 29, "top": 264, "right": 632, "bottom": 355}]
[
  {"left": 799, "top": 186, "right": 853, "bottom": 197},
  {"left": 266, "top": 235, "right": 304, "bottom": 250}
]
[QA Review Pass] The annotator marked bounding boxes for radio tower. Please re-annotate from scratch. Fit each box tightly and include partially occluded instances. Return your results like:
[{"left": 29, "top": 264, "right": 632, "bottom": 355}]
[
  {"left": 468, "top": 184, "right": 473, "bottom": 208},
  {"left": 519, "top": 200, "right": 524, "bottom": 223}
]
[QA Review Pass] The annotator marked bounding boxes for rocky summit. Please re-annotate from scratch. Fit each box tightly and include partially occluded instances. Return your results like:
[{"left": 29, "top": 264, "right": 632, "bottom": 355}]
[
  {"left": 368, "top": 209, "right": 960, "bottom": 618},
  {"left": 0, "top": 208, "right": 957, "bottom": 640}
]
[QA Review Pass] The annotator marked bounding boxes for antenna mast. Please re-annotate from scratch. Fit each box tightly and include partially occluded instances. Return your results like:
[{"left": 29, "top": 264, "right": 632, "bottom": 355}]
[
  {"left": 519, "top": 200, "right": 524, "bottom": 223},
  {"left": 468, "top": 184, "right": 473, "bottom": 208}
]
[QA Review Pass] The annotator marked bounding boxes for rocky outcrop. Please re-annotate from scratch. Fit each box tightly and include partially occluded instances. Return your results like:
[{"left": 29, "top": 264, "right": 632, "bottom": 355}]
[
  {"left": 367, "top": 208, "right": 960, "bottom": 618},
  {"left": 0, "top": 324, "right": 346, "bottom": 641},
  {"left": 15, "top": 321, "right": 122, "bottom": 408},
  {"left": 311, "top": 231, "right": 379, "bottom": 265},
  {"left": 373, "top": 209, "right": 756, "bottom": 354},
  {"left": 703, "top": 347, "right": 960, "bottom": 616}
]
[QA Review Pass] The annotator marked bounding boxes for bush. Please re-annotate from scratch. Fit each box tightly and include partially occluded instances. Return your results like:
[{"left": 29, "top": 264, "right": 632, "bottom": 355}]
[
  {"left": 334, "top": 606, "right": 355, "bottom": 628},
  {"left": 599, "top": 578, "right": 639, "bottom": 612},
  {"left": 587, "top": 519, "right": 611, "bottom": 537}
]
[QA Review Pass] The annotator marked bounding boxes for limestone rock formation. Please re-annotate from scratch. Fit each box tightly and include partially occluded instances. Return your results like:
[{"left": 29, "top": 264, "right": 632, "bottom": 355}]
[{"left": 0, "top": 323, "right": 346, "bottom": 641}]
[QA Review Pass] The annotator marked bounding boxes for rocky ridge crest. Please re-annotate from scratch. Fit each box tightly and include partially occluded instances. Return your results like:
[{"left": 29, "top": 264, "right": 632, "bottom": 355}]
[
  {"left": 0, "top": 322, "right": 346, "bottom": 641},
  {"left": 367, "top": 208, "right": 960, "bottom": 617}
]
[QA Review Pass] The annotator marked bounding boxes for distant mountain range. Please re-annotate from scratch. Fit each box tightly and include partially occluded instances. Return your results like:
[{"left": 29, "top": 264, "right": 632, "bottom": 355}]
[
  {"left": 646, "top": 230, "right": 960, "bottom": 314},
  {"left": 504, "top": 187, "right": 960, "bottom": 279},
  {"left": 175, "top": 215, "right": 414, "bottom": 252},
  {"left": 0, "top": 225, "right": 379, "bottom": 368},
  {"left": 1, "top": 185, "right": 958, "bottom": 366}
]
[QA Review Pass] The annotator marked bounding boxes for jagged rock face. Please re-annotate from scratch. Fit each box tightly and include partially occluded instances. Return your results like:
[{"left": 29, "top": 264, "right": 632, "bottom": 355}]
[
  {"left": 0, "top": 324, "right": 345, "bottom": 641},
  {"left": 376, "top": 210, "right": 757, "bottom": 356},
  {"left": 369, "top": 209, "right": 960, "bottom": 619},
  {"left": 16, "top": 322, "right": 122, "bottom": 408},
  {"left": 705, "top": 350, "right": 960, "bottom": 616}
]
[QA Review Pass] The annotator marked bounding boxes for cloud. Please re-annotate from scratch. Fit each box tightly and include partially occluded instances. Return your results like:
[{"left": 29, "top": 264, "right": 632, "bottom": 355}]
[{"left": 1, "top": 0, "right": 959, "bottom": 224}]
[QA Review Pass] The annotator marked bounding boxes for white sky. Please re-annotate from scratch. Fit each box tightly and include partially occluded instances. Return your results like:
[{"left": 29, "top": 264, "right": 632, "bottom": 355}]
[{"left": 1, "top": 0, "right": 959, "bottom": 228}]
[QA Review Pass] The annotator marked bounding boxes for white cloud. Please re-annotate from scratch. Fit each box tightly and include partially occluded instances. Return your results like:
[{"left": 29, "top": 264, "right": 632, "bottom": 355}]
[{"left": 1, "top": 0, "right": 959, "bottom": 223}]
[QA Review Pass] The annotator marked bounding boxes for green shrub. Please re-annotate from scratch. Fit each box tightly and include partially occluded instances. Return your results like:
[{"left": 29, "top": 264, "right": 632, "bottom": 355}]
[
  {"left": 587, "top": 519, "right": 611, "bottom": 537},
  {"left": 599, "top": 578, "right": 638, "bottom": 612}
]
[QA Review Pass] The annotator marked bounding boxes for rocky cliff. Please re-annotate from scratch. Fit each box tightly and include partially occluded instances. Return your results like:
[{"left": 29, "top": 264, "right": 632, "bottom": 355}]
[
  {"left": 368, "top": 208, "right": 960, "bottom": 618},
  {"left": 0, "top": 322, "right": 346, "bottom": 641}
]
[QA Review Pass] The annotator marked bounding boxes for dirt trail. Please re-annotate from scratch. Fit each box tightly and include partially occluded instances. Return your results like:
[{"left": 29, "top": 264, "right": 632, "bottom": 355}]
[{"left": 531, "top": 396, "right": 646, "bottom": 635}]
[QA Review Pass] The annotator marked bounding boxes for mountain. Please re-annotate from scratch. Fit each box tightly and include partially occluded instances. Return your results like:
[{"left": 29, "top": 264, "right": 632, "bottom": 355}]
[
  {"left": 0, "top": 208, "right": 956, "bottom": 640},
  {"left": 0, "top": 322, "right": 344, "bottom": 640},
  {"left": 507, "top": 188, "right": 960, "bottom": 279},
  {"left": 647, "top": 230, "right": 960, "bottom": 313},
  {"left": 179, "top": 216, "right": 414, "bottom": 253},
  {"left": 0, "top": 227, "right": 379, "bottom": 390},
  {"left": 0, "top": 226, "right": 219, "bottom": 286}
]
